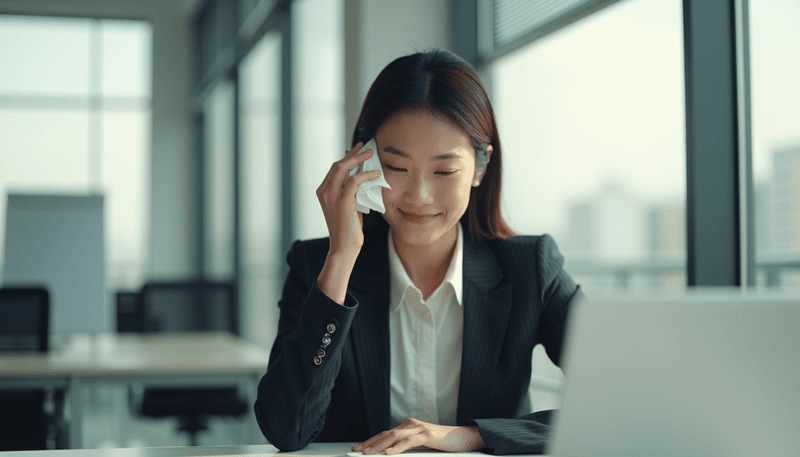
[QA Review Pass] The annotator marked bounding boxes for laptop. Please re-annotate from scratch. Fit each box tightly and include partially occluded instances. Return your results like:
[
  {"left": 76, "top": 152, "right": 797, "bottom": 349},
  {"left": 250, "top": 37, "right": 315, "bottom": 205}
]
[{"left": 547, "top": 292, "right": 800, "bottom": 457}]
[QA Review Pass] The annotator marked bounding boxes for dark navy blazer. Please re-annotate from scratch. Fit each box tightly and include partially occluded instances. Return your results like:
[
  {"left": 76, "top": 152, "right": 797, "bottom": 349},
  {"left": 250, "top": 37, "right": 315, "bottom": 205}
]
[{"left": 254, "top": 221, "right": 581, "bottom": 454}]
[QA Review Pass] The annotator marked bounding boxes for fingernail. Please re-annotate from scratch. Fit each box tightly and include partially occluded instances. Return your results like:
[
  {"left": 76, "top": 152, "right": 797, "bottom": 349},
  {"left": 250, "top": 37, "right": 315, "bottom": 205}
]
[
  {"left": 372, "top": 170, "right": 381, "bottom": 174},
  {"left": 364, "top": 447, "right": 371, "bottom": 453},
  {"left": 354, "top": 444, "right": 362, "bottom": 451}
]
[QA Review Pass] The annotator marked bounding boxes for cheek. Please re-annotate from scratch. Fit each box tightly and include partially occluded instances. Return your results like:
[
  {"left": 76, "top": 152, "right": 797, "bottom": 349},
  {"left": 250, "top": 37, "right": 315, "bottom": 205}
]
[
  {"left": 381, "top": 182, "right": 399, "bottom": 205},
  {"left": 379, "top": 176, "right": 473, "bottom": 208},
  {"left": 440, "top": 180, "right": 473, "bottom": 208}
]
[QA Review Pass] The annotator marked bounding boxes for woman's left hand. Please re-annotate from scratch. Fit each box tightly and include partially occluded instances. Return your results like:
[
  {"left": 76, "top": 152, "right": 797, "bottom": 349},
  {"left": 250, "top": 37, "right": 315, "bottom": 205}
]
[{"left": 352, "top": 418, "right": 487, "bottom": 455}]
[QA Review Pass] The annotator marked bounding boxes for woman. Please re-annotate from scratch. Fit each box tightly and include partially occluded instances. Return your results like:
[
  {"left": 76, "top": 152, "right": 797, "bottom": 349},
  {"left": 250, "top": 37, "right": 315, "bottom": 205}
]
[{"left": 254, "top": 49, "right": 581, "bottom": 455}]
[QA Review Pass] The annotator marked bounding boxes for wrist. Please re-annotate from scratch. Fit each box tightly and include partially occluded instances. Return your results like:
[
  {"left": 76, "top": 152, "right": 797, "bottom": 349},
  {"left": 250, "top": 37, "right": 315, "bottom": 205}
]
[
  {"left": 461, "top": 425, "right": 487, "bottom": 452},
  {"left": 317, "top": 252, "right": 358, "bottom": 306},
  {"left": 325, "top": 248, "right": 359, "bottom": 269}
]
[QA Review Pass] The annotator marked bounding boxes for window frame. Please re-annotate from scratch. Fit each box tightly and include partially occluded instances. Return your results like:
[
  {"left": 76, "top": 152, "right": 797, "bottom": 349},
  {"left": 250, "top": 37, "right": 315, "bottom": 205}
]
[{"left": 457, "top": 0, "right": 754, "bottom": 288}]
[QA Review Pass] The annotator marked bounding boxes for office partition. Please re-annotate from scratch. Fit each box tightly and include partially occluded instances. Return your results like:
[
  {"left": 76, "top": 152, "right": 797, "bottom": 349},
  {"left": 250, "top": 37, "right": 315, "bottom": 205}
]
[{"left": 3, "top": 194, "right": 107, "bottom": 335}]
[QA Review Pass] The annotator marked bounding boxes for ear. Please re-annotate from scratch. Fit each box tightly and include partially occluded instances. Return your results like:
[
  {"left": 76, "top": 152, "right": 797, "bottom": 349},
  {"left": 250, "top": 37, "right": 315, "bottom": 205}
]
[{"left": 472, "top": 145, "right": 493, "bottom": 187}]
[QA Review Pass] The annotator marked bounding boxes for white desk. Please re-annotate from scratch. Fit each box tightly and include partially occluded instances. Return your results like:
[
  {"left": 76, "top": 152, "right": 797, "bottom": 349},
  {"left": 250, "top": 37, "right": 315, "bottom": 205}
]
[
  {"left": 0, "top": 442, "right": 499, "bottom": 457},
  {"left": 0, "top": 332, "right": 272, "bottom": 449}
]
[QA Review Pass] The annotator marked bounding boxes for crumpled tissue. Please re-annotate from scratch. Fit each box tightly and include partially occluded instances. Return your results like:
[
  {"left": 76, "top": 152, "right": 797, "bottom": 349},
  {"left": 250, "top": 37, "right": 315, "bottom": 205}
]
[{"left": 347, "top": 138, "right": 391, "bottom": 213}]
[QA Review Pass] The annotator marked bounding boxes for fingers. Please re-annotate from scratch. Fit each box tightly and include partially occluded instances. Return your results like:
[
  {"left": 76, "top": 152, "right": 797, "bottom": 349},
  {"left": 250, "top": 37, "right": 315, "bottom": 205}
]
[
  {"left": 345, "top": 141, "right": 365, "bottom": 158},
  {"left": 344, "top": 169, "right": 381, "bottom": 194},
  {"left": 318, "top": 146, "right": 375, "bottom": 194},
  {"left": 384, "top": 434, "right": 425, "bottom": 455},
  {"left": 341, "top": 146, "right": 376, "bottom": 174},
  {"left": 352, "top": 421, "right": 486, "bottom": 455},
  {"left": 354, "top": 419, "right": 426, "bottom": 455}
]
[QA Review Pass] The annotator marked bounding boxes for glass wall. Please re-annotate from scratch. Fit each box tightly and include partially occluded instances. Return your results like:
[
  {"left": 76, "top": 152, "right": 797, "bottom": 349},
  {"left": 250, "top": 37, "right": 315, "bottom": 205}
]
[
  {"left": 292, "top": 0, "right": 345, "bottom": 241},
  {"left": 0, "top": 15, "right": 152, "bottom": 291},
  {"left": 491, "top": 0, "right": 686, "bottom": 294},
  {"left": 750, "top": 0, "right": 800, "bottom": 289},
  {"left": 239, "top": 31, "right": 283, "bottom": 349},
  {"left": 202, "top": 81, "right": 236, "bottom": 280},
  {"left": 192, "top": 0, "right": 344, "bottom": 348}
]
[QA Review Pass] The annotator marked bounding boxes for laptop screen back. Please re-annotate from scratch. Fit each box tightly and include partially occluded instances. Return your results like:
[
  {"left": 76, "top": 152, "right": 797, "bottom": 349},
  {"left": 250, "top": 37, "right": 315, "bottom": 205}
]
[{"left": 548, "top": 293, "right": 800, "bottom": 457}]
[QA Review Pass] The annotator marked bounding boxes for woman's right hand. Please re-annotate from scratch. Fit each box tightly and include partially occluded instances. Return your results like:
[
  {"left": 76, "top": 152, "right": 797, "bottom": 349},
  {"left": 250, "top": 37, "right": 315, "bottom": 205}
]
[{"left": 315, "top": 142, "right": 382, "bottom": 304}]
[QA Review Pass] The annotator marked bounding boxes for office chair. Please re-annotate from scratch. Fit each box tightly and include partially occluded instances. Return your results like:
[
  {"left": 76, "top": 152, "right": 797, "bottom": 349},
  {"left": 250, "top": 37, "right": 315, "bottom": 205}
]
[
  {"left": 115, "top": 290, "right": 144, "bottom": 333},
  {"left": 125, "top": 280, "right": 248, "bottom": 446},
  {"left": 0, "top": 286, "right": 65, "bottom": 451}
]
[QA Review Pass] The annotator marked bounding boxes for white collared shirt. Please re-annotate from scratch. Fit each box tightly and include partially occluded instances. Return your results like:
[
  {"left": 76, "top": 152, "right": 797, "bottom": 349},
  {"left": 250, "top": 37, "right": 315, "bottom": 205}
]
[{"left": 388, "top": 223, "right": 464, "bottom": 428}]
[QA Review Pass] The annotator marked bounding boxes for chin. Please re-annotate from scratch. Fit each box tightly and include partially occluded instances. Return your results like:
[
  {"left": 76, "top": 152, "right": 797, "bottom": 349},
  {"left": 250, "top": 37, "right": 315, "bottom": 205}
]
[{"left": 388, "top": 218, "right": 451, "bottom": 248}]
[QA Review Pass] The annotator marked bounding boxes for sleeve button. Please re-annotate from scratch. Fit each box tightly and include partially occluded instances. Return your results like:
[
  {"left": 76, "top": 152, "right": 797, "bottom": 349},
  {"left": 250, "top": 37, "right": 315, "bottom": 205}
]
[
  {"left": 313, "top": 356, "right": 323, "bottom": 366},
  {"left": 322, "top": 336, "right": 331, "bottom": 346},
  {"left": 317, "top": 348, "right": 326, "bottom": 358},
  {"left": 327, "top": 323, "right": 337, "bottom": 333}
]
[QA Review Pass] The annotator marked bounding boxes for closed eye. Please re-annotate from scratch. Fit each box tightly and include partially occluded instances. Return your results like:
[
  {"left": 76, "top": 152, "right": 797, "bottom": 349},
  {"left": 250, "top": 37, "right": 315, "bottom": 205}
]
[
  {"left": 384, "top": 165, "right": 458, "bottom": 176},
  {"left": 384, "top": 164, "right": 406, "bottom": 172}
]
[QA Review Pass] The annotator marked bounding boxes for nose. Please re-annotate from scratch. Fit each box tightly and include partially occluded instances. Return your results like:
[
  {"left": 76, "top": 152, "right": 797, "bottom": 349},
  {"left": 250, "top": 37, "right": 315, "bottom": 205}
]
[{"left": 404, "top": 172, "right": 434, "bottom": 206}]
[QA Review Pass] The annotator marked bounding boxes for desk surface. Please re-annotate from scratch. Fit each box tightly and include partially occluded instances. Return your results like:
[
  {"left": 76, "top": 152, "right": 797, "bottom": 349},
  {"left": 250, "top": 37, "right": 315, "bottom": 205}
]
[
  {"left": 0, "top": 332, "right": 272, "bottom": 377},
  {"left": 0, "top": 442, "right": 500, "bottom": 457},
  {"left": 0, "top": 332, "right": 272, "bottom": 449}
]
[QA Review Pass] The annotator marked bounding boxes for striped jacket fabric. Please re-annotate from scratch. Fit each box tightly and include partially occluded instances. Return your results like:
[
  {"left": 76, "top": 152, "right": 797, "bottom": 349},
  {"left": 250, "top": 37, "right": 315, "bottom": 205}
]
[{"left": 254, "top": 221, "right": 581, "bottom": 455}]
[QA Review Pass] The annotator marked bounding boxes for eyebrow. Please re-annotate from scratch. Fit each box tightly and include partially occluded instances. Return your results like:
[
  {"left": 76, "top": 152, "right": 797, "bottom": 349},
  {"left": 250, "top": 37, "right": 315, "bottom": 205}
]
[{"left": 382, "top": 146, "right": 464, "bottom": 161}]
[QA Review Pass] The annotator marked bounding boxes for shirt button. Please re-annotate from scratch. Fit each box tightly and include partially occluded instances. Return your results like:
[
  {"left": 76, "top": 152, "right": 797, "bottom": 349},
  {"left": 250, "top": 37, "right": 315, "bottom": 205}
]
[
  {"left": 313, "top": 356, "right": 323, "bottom": 366},
  {"left": 327, "top": 323, "right": 337, "bottom": 333}
]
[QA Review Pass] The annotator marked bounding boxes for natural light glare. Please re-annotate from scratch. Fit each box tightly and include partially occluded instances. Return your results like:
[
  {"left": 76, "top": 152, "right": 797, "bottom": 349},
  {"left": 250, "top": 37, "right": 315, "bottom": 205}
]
[
  {"left": 0, "top": 15, "right": 92, "bottom": 96},
  {"left": 750, "top": 0, "right": 800, "bottom": 287},
  {"left": 101, "top": 20, "right": 153, "bottom": 99},
  {"left": 239, "top": 30, "right": 283, "bottom": 350},
  {"left": 493, "top": 0, "right": 685, "bottom": 292},
  {"left": 293, "top": 0, "right": 345, "bottom": 241},
  {"left": 0, "top": 15, "right": 152, "bottom": 289},
  {"left": 101, "top": 110, "right": 151, "bottom": 288},
  {"left": 203, "top": 81, "right": 236, "bottom": 280}
]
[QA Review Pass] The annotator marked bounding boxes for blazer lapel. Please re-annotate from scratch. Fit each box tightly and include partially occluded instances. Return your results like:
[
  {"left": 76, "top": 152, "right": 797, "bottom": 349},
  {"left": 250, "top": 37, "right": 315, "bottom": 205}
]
[
  {"left": 457, "top": 238, "right": 513, "bottom": 425},
  {"left": 346, "top": 224, "right": 514, "bottom": 431},
  {"left": 348, "top": 225, "right": 391, "bottom": 436}
]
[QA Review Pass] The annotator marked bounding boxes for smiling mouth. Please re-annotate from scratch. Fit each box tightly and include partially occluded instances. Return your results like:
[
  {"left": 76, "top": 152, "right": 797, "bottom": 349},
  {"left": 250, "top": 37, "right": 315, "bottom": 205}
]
[{"left": 399, "top": 209, "right": 439, "bottom": 223}]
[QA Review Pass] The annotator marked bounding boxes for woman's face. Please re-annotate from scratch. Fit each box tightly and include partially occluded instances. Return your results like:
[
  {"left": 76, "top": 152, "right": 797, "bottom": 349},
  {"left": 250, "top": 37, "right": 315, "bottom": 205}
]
[{"left": 375, "top": 109, "right": 484, "bottom": 252}]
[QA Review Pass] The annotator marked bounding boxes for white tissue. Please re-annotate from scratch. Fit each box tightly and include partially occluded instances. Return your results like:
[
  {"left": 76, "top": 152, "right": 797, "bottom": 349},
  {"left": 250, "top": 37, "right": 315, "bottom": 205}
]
[{"left": 347, "top": 138, "right": 391, "bottom": 213}]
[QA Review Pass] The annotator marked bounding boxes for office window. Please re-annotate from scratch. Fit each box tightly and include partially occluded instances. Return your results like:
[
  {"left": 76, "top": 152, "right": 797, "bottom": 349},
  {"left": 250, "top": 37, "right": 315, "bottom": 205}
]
[
  {"left": 0, "top": 15, "right": 152, "bottom": 290},
  {"left": 750, "top": 1, "right": 800, "bottom": 288},
  {"left": 293, "top": 0, "right": 345, "bottom": 241},
  {"left": 239, "top": 31, "right": 282, "bottom": 349},
  {"left": 491, "top": 0, "right": 686, "bottom": 294},
  {"left": 203, "top": 81, "right": 236, "bottom": 280}
]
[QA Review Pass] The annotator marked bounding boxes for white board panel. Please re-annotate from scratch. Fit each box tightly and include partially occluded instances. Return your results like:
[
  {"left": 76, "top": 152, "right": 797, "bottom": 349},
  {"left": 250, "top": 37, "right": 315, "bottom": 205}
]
[{"left": 3, "top": 194, "right": 107, "bottom": 334}]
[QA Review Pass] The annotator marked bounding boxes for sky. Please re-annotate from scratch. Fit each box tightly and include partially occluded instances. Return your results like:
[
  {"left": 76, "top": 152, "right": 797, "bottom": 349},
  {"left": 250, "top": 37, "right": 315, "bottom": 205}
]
[
  {"left": 493, "top": 0, "right": 685, "bottom": 239},
  {"left": 492, "top": 0, "right": 800, "bottom": 244}
]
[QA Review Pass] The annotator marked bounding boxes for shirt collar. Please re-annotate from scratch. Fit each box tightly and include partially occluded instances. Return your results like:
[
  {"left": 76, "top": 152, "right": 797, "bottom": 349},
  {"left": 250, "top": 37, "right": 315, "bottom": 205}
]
[{"left": 388, "top": 222, "right": 464, "bottom": 310}]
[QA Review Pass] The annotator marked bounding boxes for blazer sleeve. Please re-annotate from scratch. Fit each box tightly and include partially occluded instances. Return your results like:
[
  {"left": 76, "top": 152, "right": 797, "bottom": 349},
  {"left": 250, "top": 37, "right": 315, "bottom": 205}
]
[
  {"left": 469, "top": 234, "right": 582, "bottom": 455},
  {"left": 253, "top": 239, "right": 359, "bottom": 451}
]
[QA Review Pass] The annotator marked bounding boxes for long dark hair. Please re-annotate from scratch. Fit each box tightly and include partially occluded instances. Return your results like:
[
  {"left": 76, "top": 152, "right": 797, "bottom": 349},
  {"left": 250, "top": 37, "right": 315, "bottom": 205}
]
[{"left": 353, "top": 48, "right": 514, "bottom": 243}]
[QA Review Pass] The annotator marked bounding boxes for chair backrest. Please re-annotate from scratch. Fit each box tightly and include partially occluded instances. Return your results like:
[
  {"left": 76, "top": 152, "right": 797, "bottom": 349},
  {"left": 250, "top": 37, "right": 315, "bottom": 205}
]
[
  {"left": 115, "top": 291, "right": 144, "bottom": 333},
  {"left": 139, "top": 281, "right": 238, "bottom": 335},
  {"left": 0, "top": 286, "right": 49, "bottom": 352}
]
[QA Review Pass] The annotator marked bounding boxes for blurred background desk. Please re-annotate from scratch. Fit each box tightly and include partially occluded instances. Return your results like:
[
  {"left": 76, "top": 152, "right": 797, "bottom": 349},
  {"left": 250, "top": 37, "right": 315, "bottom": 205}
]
[
  {"left": 0, "top": 332, "right": 271, "bottom": 449},
  {"left": 0, "top": 442, "right": 394, "bottom": 457}
]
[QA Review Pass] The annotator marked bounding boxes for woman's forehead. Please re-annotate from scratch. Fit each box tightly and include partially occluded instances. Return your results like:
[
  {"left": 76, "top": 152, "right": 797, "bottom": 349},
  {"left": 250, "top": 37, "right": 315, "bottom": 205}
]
[{"left": 376, "top": 110, "right": 473, "bottom": 160}]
